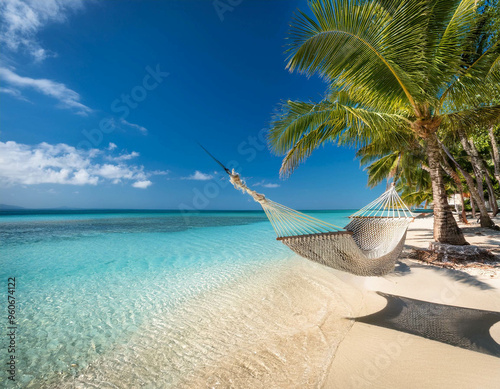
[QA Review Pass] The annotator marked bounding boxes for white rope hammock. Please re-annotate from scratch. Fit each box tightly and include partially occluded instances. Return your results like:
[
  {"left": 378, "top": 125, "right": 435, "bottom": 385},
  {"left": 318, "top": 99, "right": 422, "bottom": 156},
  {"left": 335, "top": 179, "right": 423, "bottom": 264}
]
[{"left": 229, "top": 170, "right": 414, "bottom": 276}]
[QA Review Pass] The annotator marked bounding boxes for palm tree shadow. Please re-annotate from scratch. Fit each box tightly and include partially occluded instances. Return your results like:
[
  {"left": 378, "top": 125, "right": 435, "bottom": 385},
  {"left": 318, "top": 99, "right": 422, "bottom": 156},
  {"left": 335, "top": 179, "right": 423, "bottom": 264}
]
[
  {"left": 394, "top": 259, "right": 494, "bottom": 291},
  {"left": 354, "top": 292, "right": 500, "bottom": 358}
]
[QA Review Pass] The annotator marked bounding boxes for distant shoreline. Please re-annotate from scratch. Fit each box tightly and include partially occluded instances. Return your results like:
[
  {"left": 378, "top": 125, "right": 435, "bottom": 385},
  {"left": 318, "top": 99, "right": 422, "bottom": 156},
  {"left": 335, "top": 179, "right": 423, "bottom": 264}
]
[{"left": 0, "top": 209, "right": 358, "bottom": 216}]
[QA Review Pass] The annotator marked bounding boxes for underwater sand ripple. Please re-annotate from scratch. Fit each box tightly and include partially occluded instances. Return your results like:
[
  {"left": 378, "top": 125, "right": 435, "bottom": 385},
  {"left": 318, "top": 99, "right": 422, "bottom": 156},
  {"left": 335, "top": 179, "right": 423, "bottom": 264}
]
[{"left": 41, "top": 258, "right": 359, "bottom": 389}]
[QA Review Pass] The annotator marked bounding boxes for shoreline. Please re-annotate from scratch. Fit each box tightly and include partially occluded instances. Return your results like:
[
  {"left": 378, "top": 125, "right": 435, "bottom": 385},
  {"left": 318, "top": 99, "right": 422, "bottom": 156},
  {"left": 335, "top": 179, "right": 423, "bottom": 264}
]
[{"left": 35, "top": 214, "right": 500, "bottom": 388}]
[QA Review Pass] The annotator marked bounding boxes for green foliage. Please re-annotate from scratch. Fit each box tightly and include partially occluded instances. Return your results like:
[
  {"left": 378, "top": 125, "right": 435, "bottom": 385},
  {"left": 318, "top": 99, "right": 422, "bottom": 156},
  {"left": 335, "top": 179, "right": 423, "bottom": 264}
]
[{"left": 268, "top": 0, "right": 500, "bottom": 200}]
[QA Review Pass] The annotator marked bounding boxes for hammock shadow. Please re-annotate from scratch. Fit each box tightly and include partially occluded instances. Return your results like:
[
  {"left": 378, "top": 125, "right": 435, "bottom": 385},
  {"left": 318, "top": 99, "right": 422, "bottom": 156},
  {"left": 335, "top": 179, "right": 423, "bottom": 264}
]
[{"left": 354, "top": 292, "right": 500, "bottom": 358}]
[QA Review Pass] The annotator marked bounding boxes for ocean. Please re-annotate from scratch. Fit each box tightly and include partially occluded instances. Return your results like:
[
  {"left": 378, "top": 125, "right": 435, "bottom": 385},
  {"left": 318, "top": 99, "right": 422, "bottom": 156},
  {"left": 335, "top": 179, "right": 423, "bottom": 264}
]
[{"left": 1, "top": 210, "right": 355, "bottom": 387}]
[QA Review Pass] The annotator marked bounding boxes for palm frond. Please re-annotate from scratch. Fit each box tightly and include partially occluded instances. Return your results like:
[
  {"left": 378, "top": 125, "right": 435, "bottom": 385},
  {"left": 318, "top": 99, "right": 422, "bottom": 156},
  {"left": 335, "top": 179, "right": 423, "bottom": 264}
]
[
  {"left": 442, "top": 104, "right": 500, "bottom": 131},
  {"left": 286, "top": 0, "right": 432, "bottom": 112},
  {"left": 429, "top": 0, "right": 478, "bottom": 90},
  {"left": 269, "top": 96, "right": 412, "bottom": 177},
  {"left": 278, "top": 120, "right": 345, "bottom": 177},
  {"left": 268, "top": 99, "right": 337, "bottom": 154},
  {"left": 439, "top": 38, "right": 500, "bottom": 110}
]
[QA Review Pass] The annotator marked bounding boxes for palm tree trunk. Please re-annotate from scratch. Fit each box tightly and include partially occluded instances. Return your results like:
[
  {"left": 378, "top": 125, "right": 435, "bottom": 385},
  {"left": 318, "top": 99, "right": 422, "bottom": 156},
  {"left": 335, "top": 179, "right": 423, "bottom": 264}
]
[
  {"left": 458, "top": 129, "right": 486, "bottom": 204},
  {"left": 459, "top": 191, "right": 467, "bottom": 223},
  {"left": 470, "top": 195, "right": 476, "bottom": 218},
  {"left": 488, "top": 126, "right": 500, "bottom": 186},
  {"left": 458, "top": 129, "right": 498, "bottom": 216},
  {"left": 440, "top": 141, "right": 496, "bottom": 228},
  {"left": 440, "top": 157, "right": 468, "bottom": 224},
  {"left": 472, "top": 166, "right": 485, "bottom": 204},
  {"left": 484, "top": 172, "right": 498, "bottom": 216},
  {"left": 426, "top": 135, "right": 467, "bottom": 244}
]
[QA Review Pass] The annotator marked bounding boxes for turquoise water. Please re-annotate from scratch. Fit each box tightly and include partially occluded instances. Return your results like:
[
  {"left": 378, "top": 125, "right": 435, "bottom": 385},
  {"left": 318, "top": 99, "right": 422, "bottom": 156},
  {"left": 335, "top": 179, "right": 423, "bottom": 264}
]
[{"left": 1, "top": 210, "right": 353, "bottom": 387}]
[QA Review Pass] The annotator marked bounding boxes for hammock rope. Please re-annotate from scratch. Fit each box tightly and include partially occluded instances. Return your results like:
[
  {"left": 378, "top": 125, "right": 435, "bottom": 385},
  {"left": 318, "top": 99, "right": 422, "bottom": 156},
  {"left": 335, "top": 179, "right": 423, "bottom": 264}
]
[
  {"left": 230, "top": 171, "right": 344, "bottom": 237},
  {"left": 201, "top": 147, "right": 414, "bottom": 276}
]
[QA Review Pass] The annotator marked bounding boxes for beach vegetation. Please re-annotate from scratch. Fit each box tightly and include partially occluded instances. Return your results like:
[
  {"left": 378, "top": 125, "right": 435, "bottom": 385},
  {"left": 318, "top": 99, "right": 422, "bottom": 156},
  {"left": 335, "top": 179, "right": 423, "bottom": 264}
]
[{"left": 268, "top": 0, "right": 500, "bottom": 244}]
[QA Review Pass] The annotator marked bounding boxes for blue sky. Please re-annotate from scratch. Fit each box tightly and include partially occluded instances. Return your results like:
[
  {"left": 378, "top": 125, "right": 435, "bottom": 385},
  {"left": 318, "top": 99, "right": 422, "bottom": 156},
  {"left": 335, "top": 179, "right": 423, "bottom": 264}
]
[{"left": 0, "top": 0, "right": 384, "bottom": 210}]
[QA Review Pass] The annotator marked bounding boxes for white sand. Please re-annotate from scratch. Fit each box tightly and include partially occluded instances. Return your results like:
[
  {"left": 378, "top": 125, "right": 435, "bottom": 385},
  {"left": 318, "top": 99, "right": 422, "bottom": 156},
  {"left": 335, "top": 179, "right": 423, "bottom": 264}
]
[
  {"left": 324, "top": 215, "right": 500, "bottom": 388},
  {"left": 403, "top": 215, "right": 500, "bottom": 278}
]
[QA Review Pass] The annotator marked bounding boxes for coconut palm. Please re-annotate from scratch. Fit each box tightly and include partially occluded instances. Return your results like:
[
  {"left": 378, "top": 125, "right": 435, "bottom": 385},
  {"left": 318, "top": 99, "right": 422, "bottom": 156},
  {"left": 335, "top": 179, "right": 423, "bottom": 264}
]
[{"left": 269, "top": 0, "right": 500, "bottom": 244}]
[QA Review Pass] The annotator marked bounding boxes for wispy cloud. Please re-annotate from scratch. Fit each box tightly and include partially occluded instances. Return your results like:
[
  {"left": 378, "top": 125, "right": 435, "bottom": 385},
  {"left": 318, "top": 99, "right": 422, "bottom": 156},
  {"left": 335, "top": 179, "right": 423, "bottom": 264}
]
[
  {"left": 0, "top": 86, "right": 30, "bottom": 102},
  {"left": 119, "top": 118, "right": 148, "bottom": 135},
  {"left": 254, "top": 181, "right": 280, "bottom": 188},
  {"left": 106, "top": 151, "right": 140, "bottom": 162},
  {"left": 0, "top": 0, "right": 84, "bottom": 61},
  {"left": 0, "top": 67, "right": 92, "bottom": 115},
  {"left": 150, "top": 170, "right": 169, "bottom": 176},
  {"left": 0, "top": 141, "right": 161, "bottom": 189},
  {"left": 182, "top": 171, "right": 214, "bottom": 181}
]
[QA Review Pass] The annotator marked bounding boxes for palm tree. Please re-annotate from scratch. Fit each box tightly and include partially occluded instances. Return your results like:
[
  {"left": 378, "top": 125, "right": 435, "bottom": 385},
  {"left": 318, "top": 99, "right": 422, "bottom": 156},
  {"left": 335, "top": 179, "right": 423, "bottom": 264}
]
[
  {"left": 439, "top": 128, "right": 498, "bottom": 223},
  {"left": 268, "top": 0, "right": 500, "bottom": 244}
]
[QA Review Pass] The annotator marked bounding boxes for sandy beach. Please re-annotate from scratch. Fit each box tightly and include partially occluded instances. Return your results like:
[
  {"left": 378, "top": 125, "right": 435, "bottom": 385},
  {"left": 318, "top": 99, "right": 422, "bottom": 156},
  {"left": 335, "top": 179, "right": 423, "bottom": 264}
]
[
  {"left": 324, "top": 215, "right": 500, "bottom": 388},
  {"left": 47, "top": 215, "right": 500, "bottom": 389}
]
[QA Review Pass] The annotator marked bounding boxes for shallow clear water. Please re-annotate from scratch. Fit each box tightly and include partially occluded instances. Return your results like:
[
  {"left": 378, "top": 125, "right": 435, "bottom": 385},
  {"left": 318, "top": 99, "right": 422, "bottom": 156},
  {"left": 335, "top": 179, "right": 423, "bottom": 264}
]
[{"left": 1, "top": 210, "right": 354, "bottom": 387}]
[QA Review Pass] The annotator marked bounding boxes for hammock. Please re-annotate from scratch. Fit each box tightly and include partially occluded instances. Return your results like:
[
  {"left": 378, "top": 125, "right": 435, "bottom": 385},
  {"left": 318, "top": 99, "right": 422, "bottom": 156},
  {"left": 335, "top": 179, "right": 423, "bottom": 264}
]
[{"left": 203, "top": 148, "right": 414, "bottom": 276}]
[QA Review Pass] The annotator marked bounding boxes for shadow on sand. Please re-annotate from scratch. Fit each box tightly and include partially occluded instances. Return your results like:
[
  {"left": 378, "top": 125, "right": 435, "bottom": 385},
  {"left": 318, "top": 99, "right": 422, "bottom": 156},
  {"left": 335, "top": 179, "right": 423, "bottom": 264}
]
[
  {"left": 355, "top": 292, "right": 500, "bottom": 358},
  {"left": 392, "top": 259, "right": 494, "bottom": 291}
]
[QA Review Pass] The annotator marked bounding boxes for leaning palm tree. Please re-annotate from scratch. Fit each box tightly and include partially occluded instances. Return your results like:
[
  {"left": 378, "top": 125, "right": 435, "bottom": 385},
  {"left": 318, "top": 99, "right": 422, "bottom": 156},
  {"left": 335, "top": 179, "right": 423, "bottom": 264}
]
[{"left": 269, "top": 0, "right": 500, "bottom": 244}]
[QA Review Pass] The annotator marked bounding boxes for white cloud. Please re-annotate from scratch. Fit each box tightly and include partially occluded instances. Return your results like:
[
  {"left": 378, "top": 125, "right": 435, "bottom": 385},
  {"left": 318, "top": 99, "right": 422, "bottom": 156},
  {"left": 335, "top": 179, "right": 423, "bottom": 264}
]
[
  {"left": 0, "top": 0, "right": 84, "bottom": 61},
  {"left": 1, "top": 86, "right": 21, "bottom": 96},
  {"left": 0, "top": 86, "right": 30, "bottom": 102},
  {"left": 0, "top": 67, "right": 92, "bottom": 115},
  {"left": 183, "top": 171, "right": 214, "bottom": 181},
  {"left": 106, "top": 151, "right": 140, "bottom": 162},
  {"left": 107, "top": 142, "right": 117, "bottom": 151},
  {"left": 120, "top": 118, "right": 148, "bottom": 135},
  {"left": 150, "top": 170, "right": 169, "bottom": 176},
  {"left": 0, "top": 141, "right": 156, "bottom": 189},
  {"left": 254, "top": 181, "right": 280, "bottom": 188},
  {"left": 132, "top": 180, "right": 152, "bottom": 189}
]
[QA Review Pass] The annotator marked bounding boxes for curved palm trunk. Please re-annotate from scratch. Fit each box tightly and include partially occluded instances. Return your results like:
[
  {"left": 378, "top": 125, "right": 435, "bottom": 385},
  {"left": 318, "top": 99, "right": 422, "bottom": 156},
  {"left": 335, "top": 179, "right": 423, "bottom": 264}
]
[
  {"left": 484, "top": 171, "right": 498, "bottom": 216},
  {"left": 465, "top": 173, "right": 494, "bottom": 227},
  {"left": 440, "top": 156, "right": 468, "bottom": 224},
  {"left": 440, "top": 142, "right": 496, "bottom": 228},
  {"left": 426, "top": 135, "right": 467, "bottom": 244},
  {"left": 458, "top": 129, "right": 485, "bottom": 202},
  {"left": 458, "top": 129, "right": 498, "bottom": 216},
  {"left": 470, "top": 195, "right": 476, "bottom": 218},
  {"left": 488, "top": 126, "right": 500, "bottom": 186},
  {"left": 471, "top": 165, "right": 486, "bottom": 204}
]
